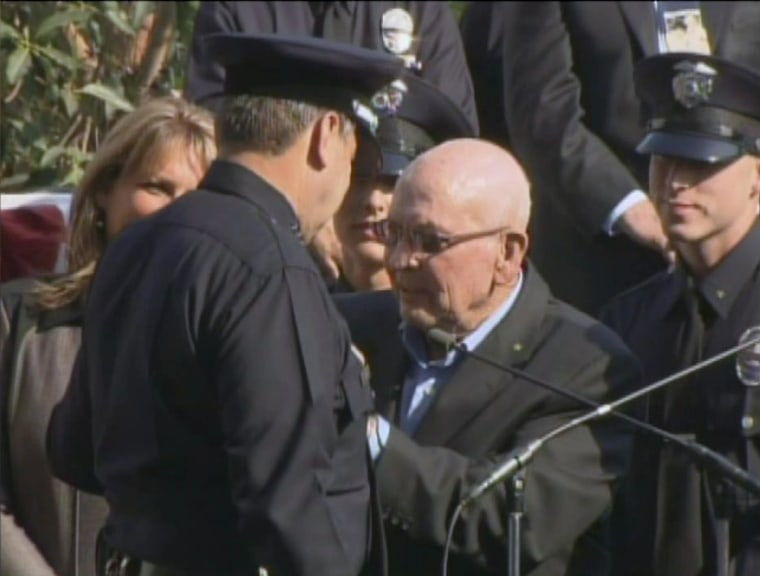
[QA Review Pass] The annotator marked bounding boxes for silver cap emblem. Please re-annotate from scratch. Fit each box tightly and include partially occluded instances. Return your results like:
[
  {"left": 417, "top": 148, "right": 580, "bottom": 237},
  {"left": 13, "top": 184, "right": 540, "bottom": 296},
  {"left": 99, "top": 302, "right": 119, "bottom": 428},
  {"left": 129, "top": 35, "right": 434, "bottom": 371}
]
[
  {"left": 672, "top": 60, "right": 717, "bottom": 109},
  {"left": 371, "top": 79, "right": 408, "bottom": 116}
]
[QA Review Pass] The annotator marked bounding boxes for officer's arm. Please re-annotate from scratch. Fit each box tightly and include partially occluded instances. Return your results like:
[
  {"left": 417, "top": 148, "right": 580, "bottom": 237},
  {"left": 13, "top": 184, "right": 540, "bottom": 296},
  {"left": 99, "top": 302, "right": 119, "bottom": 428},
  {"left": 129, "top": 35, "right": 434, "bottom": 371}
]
[
  {"left": 209, "top": 266, "right": 370, "bottom": 576},
  {"left": 47, "top": 348, "right": 102, "bottom": 494},
  {"left": 502, "top": 1, "right": 641, "bottom": 236},
  {"left": 413, "top": 2, "right": 480, "bottom": 135},
  {"left": 184, "top": 1, "right": 240, "bottom": 105}
]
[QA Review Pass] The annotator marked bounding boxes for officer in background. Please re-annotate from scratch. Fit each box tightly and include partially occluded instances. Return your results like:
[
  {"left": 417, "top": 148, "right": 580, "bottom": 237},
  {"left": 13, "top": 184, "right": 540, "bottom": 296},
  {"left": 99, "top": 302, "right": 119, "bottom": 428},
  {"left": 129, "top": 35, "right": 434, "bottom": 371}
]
[
  {"left": 47, "top": 33, "right": 404, "bottom": 576},
  {"left": 185, "top": 1, "right": 479, "bottom": 134},
  {"left": 602, "top": 53, "right": 760, "bottom": 576},
  {"left": 333, "top": 71, "right": 475, "bottom": 293}
]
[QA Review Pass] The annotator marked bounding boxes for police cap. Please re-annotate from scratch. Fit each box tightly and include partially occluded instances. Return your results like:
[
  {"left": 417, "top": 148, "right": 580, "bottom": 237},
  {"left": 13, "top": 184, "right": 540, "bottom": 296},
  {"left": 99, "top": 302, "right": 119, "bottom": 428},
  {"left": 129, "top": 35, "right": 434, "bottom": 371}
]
[
  {"left": 203, "top": 32, "right": 405, "bottom": 138},
  {"left": 363, "top": 72, "right": 476, "bottom": 177},
  {"left": 635, "top": 53, "right": 760, "bottom": 163}
]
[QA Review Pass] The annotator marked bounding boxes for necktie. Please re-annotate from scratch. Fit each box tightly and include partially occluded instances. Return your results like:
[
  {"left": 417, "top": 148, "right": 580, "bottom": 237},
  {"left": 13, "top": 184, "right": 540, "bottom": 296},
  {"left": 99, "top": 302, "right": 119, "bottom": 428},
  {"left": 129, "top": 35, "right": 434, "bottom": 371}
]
[{"left": 664, "top": 277, "right": 705, "bottom": 424}]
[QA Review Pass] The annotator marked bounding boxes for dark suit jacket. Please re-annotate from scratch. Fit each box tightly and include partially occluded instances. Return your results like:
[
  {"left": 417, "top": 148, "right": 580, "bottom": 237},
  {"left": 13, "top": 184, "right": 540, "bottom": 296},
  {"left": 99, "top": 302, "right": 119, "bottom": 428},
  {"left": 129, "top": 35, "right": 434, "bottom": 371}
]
[
  {"left": 461, "top": 1, "right": 760, "bottom": 315},
  {"left": 336, "top": 265, "right": 643, "bottom": 576}
]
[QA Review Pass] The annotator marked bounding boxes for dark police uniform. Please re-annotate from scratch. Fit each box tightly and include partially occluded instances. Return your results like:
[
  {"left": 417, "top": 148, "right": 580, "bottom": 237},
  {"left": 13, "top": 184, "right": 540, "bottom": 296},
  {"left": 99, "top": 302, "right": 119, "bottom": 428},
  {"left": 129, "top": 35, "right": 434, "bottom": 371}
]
[
  {"left": 184, "top": 1, "right": 479, "bottom": 135},
  {"left": 601, "top": 53, "right": 760, "bottom": 576},
  {"left": 46, "top": 34, "right": 404, "bottom": 576}
]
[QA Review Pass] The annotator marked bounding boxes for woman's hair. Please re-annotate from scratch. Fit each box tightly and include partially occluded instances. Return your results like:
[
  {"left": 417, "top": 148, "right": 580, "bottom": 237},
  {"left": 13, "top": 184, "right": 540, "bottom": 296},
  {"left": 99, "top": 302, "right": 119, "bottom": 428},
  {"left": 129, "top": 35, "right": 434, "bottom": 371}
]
[{"left": 36, "top": 96, "right": 217, "bottom": 309}]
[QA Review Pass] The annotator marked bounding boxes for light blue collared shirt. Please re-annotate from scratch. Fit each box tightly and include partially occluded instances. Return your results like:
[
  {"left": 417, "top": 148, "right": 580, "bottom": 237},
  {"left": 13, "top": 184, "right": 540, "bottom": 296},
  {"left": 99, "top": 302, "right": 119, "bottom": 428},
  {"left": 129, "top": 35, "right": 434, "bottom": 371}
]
[{"left": 369, "top": 272, "right": 525, "bottom": 460}]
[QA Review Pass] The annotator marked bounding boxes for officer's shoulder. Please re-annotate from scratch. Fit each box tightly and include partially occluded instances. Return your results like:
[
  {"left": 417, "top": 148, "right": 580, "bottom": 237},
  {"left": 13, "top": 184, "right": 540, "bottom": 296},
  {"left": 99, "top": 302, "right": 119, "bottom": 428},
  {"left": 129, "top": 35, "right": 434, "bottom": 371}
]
[
  {"left": 157, "top": 189, "right": 316, "bottom": 276},
  {"left": 604, "top": 271, "right": 673, "bottom": 314}
]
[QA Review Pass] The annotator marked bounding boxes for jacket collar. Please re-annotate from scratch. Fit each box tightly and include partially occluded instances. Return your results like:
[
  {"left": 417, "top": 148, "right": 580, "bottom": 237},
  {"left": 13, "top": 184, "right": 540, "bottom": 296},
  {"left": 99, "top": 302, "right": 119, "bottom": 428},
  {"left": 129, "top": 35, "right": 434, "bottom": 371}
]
[{"left": 199, "top": 159, "right": 302, "bottom": 239}]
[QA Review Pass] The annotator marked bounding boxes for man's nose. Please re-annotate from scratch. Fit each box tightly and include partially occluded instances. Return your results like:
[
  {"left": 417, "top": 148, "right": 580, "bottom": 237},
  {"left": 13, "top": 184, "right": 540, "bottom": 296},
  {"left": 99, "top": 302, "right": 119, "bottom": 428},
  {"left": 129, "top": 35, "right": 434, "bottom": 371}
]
[{"left": 387, "top": 240, "right": 417, "bottom": 270}]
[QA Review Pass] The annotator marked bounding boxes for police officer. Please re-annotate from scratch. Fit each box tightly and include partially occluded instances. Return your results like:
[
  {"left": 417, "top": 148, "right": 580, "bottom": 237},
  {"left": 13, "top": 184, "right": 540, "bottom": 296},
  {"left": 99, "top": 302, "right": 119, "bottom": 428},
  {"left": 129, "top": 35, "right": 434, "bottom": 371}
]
[
  {"left": 47, "top": 33, "right": 404, "bottom": 576},
  {"left": 185, "top": 1, "right": 479, "bottom": 135},
  {"left": 602, "top": 54, "right": 760, "bottom": 576},
  {"left": 333, "top": 71, "right": 475, "bottom": 293}
]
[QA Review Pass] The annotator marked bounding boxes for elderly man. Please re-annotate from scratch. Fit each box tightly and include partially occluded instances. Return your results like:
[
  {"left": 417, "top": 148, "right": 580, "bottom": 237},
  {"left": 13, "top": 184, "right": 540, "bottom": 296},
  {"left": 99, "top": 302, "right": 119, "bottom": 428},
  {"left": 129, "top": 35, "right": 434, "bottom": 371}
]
[
  {"left": 602, "top": 53, "right": 760, "bottom": 576},
  {"left": 46, "top": 34, "right": 404, "bottom": 576},
  {"left": 336, "top": 139, "right": 642, "bottom": 575}
]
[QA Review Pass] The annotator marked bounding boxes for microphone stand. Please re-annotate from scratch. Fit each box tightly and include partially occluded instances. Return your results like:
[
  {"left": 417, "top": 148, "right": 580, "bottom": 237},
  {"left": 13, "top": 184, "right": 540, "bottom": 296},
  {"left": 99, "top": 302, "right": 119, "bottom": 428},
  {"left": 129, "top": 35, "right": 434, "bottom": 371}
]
[
  {"left": 434, "top": 330, "right": 760, "bottom": 576},
  {"left": 507, "top": 472, "right": 525, "bottom": 576}
]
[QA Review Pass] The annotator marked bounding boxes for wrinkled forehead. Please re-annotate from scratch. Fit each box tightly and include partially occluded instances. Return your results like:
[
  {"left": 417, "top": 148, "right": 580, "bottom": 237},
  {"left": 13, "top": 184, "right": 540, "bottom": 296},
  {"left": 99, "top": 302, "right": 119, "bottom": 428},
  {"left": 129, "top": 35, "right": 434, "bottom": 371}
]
[{"left": 389, "top": 176, "right": 474, "bottom": 231}]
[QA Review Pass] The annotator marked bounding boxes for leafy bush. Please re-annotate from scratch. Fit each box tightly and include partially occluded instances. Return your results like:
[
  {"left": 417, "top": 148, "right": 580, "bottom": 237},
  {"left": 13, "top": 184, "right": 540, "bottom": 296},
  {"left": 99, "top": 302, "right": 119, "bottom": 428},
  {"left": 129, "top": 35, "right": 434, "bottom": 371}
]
[
  {"left": 0, "top": 1, "right": 200, "bottom": 191},
  {"left": 1, "top": 1, "right": 468, "bottom": 192}
]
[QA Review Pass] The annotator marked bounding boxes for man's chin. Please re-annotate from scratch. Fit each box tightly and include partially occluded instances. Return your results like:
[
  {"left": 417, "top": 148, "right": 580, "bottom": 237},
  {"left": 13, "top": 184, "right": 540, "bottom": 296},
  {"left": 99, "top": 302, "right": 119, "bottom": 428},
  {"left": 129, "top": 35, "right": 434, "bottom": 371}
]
[{"left": 399, "top": 305, "right": 436, "bottom": 332}]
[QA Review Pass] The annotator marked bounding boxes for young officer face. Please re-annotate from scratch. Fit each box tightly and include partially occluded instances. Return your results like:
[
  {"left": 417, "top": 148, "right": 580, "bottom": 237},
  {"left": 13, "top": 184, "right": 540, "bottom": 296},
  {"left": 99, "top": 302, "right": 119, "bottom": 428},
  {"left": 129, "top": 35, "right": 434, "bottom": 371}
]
[
  {"left": 649, "top": 154, "right": 760, "bottom": 253},
  {"left": 98, "top": 144, "right": 207, "bottom": 239},
  {"left": 335, "top": 175, "right": 396, "bottom": 269}
]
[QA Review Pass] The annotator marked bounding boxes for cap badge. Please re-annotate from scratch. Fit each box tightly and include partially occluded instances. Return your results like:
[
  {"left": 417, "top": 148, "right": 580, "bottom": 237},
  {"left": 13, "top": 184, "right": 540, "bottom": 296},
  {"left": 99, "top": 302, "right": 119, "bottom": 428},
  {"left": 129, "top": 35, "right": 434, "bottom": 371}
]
[
  {"left": 672, "top": 60, "right": 717, "bottom": 109},
  {"left": 352, "top": 100, "right": 379, "bottom": 134},
  {"left": 381, "top": 8, "right": 414, "bottom": 55},
  {"left": 371, "top": 79, "right": 408, "bottom": 116}
]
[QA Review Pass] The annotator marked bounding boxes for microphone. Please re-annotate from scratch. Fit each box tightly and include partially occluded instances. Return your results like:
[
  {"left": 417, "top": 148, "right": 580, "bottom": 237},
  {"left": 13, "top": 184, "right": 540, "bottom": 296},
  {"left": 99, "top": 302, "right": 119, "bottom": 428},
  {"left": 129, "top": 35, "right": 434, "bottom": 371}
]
[{"left": 426, "top": 327, "right": 760, "bottom": 506}]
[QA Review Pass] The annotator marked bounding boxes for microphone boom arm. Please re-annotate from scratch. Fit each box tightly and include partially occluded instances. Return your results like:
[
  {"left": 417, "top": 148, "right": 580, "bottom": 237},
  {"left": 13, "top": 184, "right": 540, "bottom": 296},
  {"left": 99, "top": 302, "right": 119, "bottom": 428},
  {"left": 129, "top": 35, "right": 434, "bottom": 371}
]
[{"left": 424, "top": 329, "right": 760, "bottom": 504}]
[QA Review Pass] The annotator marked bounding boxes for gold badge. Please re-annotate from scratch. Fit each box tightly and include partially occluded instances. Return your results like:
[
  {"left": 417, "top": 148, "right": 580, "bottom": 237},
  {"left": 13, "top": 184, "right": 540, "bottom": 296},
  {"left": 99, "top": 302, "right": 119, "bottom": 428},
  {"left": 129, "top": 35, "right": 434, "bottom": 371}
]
[{"left": 672, "top": 60, "right": 716, "bottom": 109}]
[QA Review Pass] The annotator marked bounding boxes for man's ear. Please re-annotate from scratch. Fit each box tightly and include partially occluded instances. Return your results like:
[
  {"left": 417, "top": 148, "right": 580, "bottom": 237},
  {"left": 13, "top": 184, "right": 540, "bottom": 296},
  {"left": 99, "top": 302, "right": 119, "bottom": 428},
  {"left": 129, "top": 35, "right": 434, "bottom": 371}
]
[
  {"left": 751, "top": 157, "right": 760, "bottom": 200},
  {"left": 494, "top": 231, "right": 529, "bottom": 285},
  {"left": 307, "top": 111, "right": 342, "bottom": 170}
]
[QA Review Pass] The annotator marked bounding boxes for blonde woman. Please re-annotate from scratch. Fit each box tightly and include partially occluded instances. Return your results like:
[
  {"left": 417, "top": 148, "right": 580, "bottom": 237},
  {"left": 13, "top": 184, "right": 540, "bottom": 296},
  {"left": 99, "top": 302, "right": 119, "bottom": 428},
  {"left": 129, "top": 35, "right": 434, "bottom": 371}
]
[{"left": 0, "top": 96, "right": 216, "bottom": 576}]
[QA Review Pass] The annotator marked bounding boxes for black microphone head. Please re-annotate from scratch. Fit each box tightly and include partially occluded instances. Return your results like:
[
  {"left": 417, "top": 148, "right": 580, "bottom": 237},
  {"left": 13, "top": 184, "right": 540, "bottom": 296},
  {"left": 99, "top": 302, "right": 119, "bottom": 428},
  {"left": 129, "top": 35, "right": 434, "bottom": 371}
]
[
  {"left": 736, "top": 326, "right": 760, "bottom": 387},
  {"left": 426, "top": 327, "right": 459, "bottom": 350}
]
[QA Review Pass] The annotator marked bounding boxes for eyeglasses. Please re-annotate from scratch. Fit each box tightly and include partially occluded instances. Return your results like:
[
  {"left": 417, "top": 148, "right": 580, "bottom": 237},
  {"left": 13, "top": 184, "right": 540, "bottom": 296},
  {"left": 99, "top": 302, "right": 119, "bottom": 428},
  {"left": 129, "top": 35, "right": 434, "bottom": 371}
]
[{"left": 372, "top": 219, "right": 512, "bottom": 255}]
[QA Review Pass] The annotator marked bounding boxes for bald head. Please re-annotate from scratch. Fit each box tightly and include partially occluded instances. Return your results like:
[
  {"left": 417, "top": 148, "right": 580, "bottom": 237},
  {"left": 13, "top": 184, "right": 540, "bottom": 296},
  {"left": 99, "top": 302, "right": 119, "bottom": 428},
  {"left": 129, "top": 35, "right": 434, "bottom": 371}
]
[{"left": 396, "top": 139, "right": 532, "bottom": 231}]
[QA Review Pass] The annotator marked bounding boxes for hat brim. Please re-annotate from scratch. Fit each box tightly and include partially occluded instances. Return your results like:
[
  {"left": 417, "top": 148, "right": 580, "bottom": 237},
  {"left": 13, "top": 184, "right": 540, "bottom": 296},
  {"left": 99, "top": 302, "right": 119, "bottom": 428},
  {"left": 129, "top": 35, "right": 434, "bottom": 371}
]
[
  {"left": 636, "top": 131, "right": 742, "bottom": 163},
  {"left": 378, "top": 151, "right": 412, "bottom": 177},
  {"left": 354, "top": 123, "right": 383, "bottom": 178}
]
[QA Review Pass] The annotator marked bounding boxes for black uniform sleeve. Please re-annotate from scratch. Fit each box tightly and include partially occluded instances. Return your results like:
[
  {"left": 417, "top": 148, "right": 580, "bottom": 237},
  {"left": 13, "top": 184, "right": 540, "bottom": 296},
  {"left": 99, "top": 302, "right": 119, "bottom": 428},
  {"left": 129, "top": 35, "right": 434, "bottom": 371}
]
[
  {"left": 501, "top": 1, "right": 641, "bottom": 234},
  {"left": 184, "top": 2, "right": 273, "bottom": 106},
  {"left": 201, "top": 260, "right": 372, "bottom": 576},
  {"left": 413, "top": 2, "right": 480, "bottom": 136},
  {"left": 375, "top": 350, "right": 639, "bottom": 571},
  {"left": 46, "top": 347, "right": 102, "bottom": 494}
]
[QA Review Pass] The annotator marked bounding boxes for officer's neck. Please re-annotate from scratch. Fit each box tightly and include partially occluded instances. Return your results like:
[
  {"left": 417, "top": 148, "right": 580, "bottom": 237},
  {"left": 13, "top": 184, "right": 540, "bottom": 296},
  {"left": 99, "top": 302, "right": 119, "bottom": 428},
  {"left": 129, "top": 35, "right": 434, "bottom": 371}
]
[
  {"left": 676, "top": 217, "right": 757, "bottom": 278},
  {"left": 223, "top": 144, "right": 312, "bottom": 229}
]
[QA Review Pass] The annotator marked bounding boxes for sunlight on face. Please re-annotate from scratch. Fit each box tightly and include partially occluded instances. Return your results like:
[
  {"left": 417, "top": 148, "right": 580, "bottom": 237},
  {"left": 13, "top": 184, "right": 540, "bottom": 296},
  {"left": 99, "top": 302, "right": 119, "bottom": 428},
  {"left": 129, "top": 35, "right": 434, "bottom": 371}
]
[
  {"left": 99, "top": 144, "right": 207, "bottom": 239},
  {"left": 649, "top": 154, "right": 760, "bottom": 250}
]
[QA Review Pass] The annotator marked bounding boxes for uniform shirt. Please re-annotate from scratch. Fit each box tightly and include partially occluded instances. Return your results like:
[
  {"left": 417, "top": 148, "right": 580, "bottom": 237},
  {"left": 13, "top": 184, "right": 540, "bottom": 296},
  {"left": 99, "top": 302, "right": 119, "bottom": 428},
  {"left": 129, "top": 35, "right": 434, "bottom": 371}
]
[
  {"left": 185, "top": 1, "right": 479, "bottom": 135},
  {"left": 47, "top": 160, "right": 377, "bottom": 576}
]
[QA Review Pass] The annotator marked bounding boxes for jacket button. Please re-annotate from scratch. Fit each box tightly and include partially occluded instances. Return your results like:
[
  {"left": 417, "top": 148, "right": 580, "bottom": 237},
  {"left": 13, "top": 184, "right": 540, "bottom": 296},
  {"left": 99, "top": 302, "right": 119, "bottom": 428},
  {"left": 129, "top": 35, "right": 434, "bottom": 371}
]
[
  {"left": 389, "top": 515, "right": 400, "bottom": 526},
  {"left": 741, "top": 415, "right": 755, "bottom": 431}
]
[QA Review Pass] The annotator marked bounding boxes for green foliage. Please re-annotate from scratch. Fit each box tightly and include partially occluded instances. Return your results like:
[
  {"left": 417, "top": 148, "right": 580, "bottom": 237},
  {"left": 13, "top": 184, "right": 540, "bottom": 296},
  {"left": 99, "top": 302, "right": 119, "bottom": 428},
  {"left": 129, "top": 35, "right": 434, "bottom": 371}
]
[
  {"left": 0, "top": 1, "right": 200, "bottom": 191},
  {"left": 1, "top": 1, "right": 467, "bottom": 191}
]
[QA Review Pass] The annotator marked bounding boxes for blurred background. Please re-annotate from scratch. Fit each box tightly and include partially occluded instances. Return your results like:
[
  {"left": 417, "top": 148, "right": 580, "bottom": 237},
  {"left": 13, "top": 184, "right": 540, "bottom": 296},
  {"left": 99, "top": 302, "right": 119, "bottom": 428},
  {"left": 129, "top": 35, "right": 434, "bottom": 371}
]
[{"left": 0, "top": 1, "right": 469, "bottom": 193}]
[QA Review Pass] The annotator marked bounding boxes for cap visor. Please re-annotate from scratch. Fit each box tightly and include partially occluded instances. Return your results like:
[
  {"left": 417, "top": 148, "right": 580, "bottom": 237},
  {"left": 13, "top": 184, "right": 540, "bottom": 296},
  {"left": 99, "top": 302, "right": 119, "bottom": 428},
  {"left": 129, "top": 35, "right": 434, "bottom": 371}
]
[
  {"left": 378, "top": 151, "right": 411, "bottom": 177},
  {"left": 354, "top": 123, "right": 383, "bottom": 178},
  {"left": 636, "top": 132, "right": 742, "bottom": 163}
]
